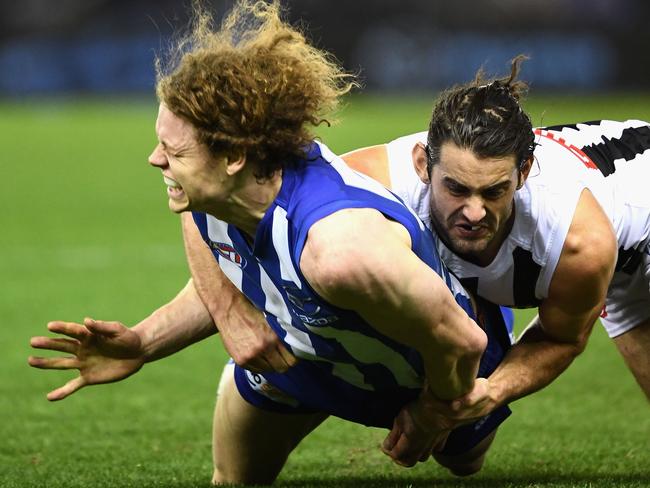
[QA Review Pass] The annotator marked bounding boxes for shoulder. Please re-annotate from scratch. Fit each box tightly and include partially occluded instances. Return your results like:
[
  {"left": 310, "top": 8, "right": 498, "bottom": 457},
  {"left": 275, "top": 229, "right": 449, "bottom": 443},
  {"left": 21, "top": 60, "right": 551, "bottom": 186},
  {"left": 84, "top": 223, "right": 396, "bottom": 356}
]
[{"left": 340, "top": 144, "right": 391, "bottom": 187}]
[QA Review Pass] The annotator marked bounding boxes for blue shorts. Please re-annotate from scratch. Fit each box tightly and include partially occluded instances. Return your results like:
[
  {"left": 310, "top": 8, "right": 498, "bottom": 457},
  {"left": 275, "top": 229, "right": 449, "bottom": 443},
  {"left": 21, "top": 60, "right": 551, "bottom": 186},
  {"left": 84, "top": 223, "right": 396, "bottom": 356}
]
[{"left": 230, "top": 300, "right": 513, "bottom": 457}]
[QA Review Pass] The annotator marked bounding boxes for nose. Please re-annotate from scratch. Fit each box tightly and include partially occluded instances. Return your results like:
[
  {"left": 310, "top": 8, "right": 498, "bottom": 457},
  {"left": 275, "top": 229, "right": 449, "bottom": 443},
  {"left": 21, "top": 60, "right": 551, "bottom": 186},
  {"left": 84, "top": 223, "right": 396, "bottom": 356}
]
[
  {"left": 148, "top": 144, "right": 168, "bottom": 168},
  {"left": 462, "top": 196, "right": 486, "bottom": 223}
]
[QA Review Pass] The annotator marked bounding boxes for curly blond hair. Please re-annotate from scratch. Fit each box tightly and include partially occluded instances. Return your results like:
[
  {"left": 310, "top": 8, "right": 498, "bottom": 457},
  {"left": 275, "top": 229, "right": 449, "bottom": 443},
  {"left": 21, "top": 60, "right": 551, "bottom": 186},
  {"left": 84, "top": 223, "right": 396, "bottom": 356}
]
[{"left": 156, "top": 0, "right": 357, "bottom": 179}]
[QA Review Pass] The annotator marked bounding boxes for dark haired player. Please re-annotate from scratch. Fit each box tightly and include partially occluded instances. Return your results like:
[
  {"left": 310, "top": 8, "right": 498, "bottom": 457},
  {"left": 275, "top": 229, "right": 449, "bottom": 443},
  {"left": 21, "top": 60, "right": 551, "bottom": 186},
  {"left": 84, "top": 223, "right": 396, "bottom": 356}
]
[{"left": 343, "top": 58, "right": 650, "bottom": 463}]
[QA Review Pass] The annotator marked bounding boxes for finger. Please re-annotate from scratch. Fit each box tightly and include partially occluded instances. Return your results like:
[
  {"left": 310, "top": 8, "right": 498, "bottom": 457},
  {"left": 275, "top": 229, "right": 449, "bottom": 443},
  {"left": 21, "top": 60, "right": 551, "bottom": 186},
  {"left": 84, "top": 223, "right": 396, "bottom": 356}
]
[
  {"left": 47, "top": 376, "right": 86, "bottom": 401},
  {"left": 381, "top": 424, "right": 401, "bottom": 453},
  {"left": 83, "top": 318, "right": 122, "bottom": 337},
  {"left": 30, "top": 337, "right": 79, "bottom": 354},
  {"left": 277, "top": 343, "right": 299, "bottom": 368},
  {"left": 28, "top": 356, "right": 80, "bottom": 370},
  {"left": 47, "top": 321, "right": 90, "bottom": 341},
  {"left": 264, "top": 346, "right": 294, "bottom": 373},
  {"left": 386, "top": 433, "right": 421, "bottom": 467},
  {"left": 388, "top": 443, "right": 418, "bottom": 467}
]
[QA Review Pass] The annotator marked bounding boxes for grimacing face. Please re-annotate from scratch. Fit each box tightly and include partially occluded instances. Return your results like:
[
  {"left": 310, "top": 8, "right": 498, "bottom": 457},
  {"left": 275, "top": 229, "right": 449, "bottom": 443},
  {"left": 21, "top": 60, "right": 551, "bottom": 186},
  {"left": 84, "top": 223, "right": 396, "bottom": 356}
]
[
  {"left": 148, "top": 104, "right": 230, "bottom": 214},
  {"left": 424, "top": 142, "right": 525, "bottom": 265}
]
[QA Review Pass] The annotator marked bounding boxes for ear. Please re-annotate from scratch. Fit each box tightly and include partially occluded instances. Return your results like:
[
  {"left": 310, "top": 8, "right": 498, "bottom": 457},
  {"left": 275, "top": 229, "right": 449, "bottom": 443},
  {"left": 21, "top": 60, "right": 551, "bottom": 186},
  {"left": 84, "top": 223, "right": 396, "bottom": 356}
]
[
  {"left": 225, "top": 152, "right": 246, "bottom": 176},
  {"left": 517, "top": 156, "right": 533, "bottom": 189},
  {"left": 413, "top": 142, "right": 430, "bottom": 183}
]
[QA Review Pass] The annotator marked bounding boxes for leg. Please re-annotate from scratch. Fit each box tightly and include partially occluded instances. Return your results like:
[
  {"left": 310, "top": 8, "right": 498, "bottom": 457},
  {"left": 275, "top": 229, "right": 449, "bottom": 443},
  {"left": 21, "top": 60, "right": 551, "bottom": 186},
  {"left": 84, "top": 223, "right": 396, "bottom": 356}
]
[
  {"left": 433, "top": 430, "right": 496, "bottom": 477},
  {"left": 212, "top": 370, "right": 328, "bottom": 485},
  {"left": 613, "top": 317, "right": 650, "bottom": 401}
]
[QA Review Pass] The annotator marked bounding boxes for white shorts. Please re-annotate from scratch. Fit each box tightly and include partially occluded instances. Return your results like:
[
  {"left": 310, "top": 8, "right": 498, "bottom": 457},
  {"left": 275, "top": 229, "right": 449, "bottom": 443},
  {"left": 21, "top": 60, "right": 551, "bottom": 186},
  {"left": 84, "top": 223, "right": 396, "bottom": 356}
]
[{"left": 601, "top": 250, "right": 650, "bottom": 338}]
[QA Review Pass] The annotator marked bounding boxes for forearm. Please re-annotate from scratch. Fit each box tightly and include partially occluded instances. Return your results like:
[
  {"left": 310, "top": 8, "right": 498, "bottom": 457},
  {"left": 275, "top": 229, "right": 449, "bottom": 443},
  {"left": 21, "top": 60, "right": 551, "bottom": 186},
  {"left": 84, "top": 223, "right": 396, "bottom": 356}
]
[
  {"left": 420, "top": 313, "right": 485, "bottom": 401},
  {"left": 182, "top": 212, "right": 249, "bottom": 327},
  {"left": 487, "top": 315, "right": 586, "bottom": 407},
  {"left": 132, "top": 278, "right": 216, "bottom": 362}
]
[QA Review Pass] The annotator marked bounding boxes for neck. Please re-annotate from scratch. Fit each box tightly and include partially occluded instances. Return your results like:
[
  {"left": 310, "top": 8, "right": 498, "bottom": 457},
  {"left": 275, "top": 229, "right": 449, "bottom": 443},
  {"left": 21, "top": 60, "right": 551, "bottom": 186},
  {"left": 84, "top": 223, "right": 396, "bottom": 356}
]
[{"left": 208, "top": 171, "right": 282, "bottom": 239}]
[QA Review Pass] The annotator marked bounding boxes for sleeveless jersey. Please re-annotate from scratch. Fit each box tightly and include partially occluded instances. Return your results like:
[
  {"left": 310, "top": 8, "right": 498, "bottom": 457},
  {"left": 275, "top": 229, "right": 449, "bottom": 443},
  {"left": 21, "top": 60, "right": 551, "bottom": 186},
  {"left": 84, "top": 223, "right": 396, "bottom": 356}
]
[
  {"left": 387, "top": 120, "right": 650, "bottom": 308},
  {"left": 192, "top": 141, "right": 510, "bottom": 428}
]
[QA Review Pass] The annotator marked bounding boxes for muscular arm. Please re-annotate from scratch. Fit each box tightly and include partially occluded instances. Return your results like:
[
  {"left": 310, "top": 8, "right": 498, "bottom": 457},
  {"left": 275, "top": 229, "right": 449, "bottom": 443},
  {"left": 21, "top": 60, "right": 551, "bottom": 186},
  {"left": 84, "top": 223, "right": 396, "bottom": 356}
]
[
  {"left": 181, "top": 213, "right": 297, "bottom": 372},
  {"left": 300, "top": 208, "right": 486, "bottom": 400},
  {"left": 133, "top": 278, "right": 217, "bottom": 362},
  {"left": 344, "top": 147, "right": 618, "bottom": 407},
  {"left": 460, "top": 189, "right": 617, "bottom": 412}
]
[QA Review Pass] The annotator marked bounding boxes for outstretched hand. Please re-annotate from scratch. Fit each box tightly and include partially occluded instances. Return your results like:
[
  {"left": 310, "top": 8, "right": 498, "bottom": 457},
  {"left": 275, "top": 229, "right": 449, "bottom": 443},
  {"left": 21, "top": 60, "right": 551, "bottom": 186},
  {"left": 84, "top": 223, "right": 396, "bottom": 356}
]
[{"left": 29, "top": 318, "right": 145, "bottom": 401}]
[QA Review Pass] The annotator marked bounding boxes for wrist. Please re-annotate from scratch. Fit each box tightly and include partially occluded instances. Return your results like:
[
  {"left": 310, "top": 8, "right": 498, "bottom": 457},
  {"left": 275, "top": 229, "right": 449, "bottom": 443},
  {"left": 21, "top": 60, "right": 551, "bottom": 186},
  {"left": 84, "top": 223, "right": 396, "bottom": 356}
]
[{"left": 131, "top": 318, "right": 157, "bottom": 363}]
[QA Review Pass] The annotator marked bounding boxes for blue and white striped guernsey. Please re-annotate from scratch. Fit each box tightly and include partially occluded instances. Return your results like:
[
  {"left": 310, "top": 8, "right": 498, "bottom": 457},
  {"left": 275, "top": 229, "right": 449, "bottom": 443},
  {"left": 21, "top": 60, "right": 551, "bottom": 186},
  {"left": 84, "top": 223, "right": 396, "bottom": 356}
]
[{"left": 193, "top": 141, "right": 510, "bottom": 450}]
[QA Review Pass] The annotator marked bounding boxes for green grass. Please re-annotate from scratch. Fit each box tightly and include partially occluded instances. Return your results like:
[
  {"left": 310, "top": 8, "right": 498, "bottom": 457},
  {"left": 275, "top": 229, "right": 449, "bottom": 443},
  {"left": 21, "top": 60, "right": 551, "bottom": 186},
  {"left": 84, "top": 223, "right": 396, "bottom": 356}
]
[{"left": 1, "top": 94, "right": 649, "bottom": 487}]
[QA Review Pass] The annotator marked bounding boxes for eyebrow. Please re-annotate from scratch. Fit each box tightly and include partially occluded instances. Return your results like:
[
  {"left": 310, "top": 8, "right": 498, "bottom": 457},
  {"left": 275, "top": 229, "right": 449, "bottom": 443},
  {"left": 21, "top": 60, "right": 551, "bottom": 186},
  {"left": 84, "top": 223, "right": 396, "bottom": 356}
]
[{"left": 442, "top": 176, "right": 511, "bottom": 192}]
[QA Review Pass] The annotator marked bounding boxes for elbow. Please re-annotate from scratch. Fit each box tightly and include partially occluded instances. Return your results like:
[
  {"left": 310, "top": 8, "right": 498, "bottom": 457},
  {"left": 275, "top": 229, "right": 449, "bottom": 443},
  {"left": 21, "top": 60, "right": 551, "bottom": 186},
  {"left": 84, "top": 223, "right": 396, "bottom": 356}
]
[
  {"left": 467, "top": 323, "right": 488, "bottom": 360},
  {"left": 448, "top": 318, "right": 488, "bottom": 363},
  {"left": 571, "top": 330, "right": 590, "bottom": 356}
]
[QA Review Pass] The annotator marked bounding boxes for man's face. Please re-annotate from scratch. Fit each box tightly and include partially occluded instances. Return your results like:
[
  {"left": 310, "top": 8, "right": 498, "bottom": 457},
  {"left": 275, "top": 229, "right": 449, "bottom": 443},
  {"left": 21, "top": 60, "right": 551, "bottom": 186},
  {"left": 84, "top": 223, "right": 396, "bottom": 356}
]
[
  {"left": 425, "top": 142, "right": 522, "bottom": 264},
  {"left": 148, "top": 104, "right": 229, "bottom": 214}
]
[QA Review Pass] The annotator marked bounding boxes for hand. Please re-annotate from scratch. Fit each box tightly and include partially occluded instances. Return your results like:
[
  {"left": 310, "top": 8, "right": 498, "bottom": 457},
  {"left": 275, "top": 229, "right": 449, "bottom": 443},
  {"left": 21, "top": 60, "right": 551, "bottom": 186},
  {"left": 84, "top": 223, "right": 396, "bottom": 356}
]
[
  {"left": 381, "top": 379, "right": 492, "bottom": 467},
  {"left": 28, "top": 318, "right": 145, "bottom": 401},
  {"left": 381, "top": 396, "right": 453, "bottom": 467},
  {"left": 217, "top": 309, "right": 297, "bottom": 373},
  {"left": 444, "top": 378, "right": 494, "bottom": 423}
]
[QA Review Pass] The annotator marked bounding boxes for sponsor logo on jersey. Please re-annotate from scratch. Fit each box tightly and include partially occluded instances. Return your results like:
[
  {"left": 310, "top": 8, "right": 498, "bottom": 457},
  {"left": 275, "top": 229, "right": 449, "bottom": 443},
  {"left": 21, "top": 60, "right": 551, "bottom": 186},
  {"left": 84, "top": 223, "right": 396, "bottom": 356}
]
[
  {"left": 282, "top": 285, "right": 339, "bottom": 326},
  {"left": 209, "top": 241, "right": 246, "bottom": 267}
]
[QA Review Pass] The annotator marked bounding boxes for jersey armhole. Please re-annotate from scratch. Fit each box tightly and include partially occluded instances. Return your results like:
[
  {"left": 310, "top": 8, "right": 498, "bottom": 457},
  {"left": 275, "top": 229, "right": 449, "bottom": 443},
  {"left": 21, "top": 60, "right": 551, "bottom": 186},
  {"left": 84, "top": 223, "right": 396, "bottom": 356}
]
[{"left": 534, "top": 186, "right": 585, "bottom": 299}]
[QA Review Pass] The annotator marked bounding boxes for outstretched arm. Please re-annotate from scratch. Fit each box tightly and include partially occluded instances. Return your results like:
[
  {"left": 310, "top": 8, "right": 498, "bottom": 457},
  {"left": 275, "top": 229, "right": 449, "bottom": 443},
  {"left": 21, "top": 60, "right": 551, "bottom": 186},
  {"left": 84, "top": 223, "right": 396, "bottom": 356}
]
[
  {"left": 181, "top": 213, "right": 297, "bottom": 373},
  {"left": 29, "top": 278, "right": 215, "bottom": 401}
]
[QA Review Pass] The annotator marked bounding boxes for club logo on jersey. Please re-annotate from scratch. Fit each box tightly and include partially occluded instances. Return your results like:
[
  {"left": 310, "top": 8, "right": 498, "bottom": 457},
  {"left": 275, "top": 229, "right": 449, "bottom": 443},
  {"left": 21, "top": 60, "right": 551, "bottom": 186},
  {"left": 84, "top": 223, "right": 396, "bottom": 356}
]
[
  {"left": 209, "top": 241, "right": 246, "bottom": 267},
  {"left": 282, "top": 285, "right": 339, "bottom": 326}
]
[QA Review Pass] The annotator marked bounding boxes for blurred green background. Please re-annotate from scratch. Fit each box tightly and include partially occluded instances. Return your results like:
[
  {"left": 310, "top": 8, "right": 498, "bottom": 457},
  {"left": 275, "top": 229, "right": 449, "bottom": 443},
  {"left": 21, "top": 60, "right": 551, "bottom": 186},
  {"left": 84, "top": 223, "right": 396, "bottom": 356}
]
[{"left": 1, "top": 95, "right": 649, "bottom": 487}]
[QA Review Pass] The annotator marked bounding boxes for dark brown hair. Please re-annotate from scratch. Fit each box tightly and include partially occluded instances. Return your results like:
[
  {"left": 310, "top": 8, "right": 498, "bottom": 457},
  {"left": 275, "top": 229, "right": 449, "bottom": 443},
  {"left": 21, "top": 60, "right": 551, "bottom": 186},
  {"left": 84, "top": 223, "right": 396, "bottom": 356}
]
[
  {"left": 426, "top": 55, "right": 535, "bottom": 174},
  {"left": 156, "top": 1, "right": 357, "bottom": 179}
]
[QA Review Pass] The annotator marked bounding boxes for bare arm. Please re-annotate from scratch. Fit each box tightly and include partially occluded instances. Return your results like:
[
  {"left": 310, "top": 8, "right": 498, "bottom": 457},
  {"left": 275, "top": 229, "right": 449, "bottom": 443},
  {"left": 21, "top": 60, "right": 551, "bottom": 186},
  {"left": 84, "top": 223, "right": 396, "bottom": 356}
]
[
  {"left": 300, "top": 208, "right": 486, "bottom": 400},
  {"left": 340, "top": 144, "right": 392, "bottom": 187},
  {"left": 181, "top": 213, "right": 297, "bottom": 372},
  {"left": 449, "top": 189, "right": 617, "bottom": 416},
  {"left": 134, "top": 278, "right": 217, "bottom": 362},
  {"left": 343, "top": 149, "right": 618, "bottom": 411}
]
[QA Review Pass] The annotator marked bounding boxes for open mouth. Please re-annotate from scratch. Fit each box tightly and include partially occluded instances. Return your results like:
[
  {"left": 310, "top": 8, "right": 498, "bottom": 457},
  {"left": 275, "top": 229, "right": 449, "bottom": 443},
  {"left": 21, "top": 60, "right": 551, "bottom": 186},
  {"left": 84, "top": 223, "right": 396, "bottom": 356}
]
[
  {"left": 454, "top": 222, "right": 488, "bottom": 238},
  {"left": 163, "top": 175, "right": 185, "bottom": 200}
]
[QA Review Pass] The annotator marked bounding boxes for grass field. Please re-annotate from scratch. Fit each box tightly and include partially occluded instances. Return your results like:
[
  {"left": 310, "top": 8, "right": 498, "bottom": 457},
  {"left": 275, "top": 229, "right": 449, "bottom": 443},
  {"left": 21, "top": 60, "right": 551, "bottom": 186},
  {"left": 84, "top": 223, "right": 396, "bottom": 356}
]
[{"left": 1, "top": 94, "right": 649, "bottom": 487}]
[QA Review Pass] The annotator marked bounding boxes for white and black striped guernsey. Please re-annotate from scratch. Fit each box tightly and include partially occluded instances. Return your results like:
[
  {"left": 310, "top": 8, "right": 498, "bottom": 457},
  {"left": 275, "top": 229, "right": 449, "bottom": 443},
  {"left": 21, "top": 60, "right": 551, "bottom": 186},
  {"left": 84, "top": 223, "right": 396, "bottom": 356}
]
[{"left": 387, "top": 120, "right": 650, "bottom": 309}]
